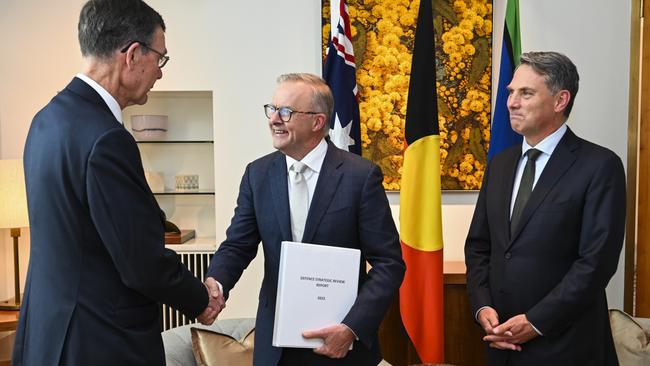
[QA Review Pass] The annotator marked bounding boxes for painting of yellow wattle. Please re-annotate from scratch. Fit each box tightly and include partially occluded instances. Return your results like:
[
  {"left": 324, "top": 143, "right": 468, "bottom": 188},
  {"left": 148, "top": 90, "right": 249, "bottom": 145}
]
[{"left": 322, "top": 0, "right": 493, "bottom": 190}]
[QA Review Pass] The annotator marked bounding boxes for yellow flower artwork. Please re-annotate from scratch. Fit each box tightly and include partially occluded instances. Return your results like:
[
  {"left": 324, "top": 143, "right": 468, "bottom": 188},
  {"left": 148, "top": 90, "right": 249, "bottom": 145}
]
[{"left": 322, "top": 0, "right": 493, "bottom": 190}]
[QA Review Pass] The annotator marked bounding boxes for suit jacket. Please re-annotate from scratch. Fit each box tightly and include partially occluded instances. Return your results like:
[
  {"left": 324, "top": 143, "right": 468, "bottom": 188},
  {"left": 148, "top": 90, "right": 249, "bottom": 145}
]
[
  {"left": 207, "top": 141, "right": 405, "bottom": 366},
  {"left": 13, "top": 77, "right": 208, "bottom": 365},
  {"left": 465, "top": 128, "right": 625, "bottom": 366}
]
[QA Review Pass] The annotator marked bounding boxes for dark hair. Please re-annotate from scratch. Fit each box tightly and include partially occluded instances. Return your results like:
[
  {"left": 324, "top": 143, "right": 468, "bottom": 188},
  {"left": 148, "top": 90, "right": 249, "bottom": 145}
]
[
  {"left": 78, "top": 0, "right": 165, "bottom": 59},
  {"left": 518, "top": 51, "right": 580, "bottom": 117}
]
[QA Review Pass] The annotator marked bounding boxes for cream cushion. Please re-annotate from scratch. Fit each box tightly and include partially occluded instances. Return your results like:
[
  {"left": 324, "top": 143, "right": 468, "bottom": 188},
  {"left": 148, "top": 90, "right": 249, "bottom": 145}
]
[{"left": 609, "top": 309, "right": 650, "bottom": 365}]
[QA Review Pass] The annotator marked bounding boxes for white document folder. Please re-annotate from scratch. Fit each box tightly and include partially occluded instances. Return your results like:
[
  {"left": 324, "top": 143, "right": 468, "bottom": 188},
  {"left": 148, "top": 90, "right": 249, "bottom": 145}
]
[{"left": 272, "top": 241, "right": 360, "bottom": 348}]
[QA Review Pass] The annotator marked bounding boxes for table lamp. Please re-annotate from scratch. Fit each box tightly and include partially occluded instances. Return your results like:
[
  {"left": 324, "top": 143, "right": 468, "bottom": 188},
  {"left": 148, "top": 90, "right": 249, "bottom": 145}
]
[{"left": 0, "top": 159, "right": 29, "bottom": 310}]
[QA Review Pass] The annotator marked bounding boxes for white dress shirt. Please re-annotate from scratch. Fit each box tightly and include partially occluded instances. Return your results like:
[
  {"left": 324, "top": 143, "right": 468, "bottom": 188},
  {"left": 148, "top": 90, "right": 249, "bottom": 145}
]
[
  {"left": 75, "top": 73, "right": 123, "bottom": 123},
  {"left": 285, "top": 138, "right": 328, "bottom": 208}
]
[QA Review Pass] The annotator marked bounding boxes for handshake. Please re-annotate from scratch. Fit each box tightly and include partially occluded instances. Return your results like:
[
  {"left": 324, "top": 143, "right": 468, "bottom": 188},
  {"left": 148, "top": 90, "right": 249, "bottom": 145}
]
[{"left": 196, "top": 277, "right": 226, "bottom": 325}]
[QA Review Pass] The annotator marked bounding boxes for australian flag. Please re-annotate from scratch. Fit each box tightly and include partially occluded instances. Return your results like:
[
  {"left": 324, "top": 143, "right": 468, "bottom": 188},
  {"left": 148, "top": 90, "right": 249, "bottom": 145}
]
[{"left": 323, "top": 0, "right": 361, "bottom": 155}]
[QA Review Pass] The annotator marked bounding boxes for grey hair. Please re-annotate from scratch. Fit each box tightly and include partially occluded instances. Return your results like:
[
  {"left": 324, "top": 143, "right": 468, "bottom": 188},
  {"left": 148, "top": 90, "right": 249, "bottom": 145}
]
[
  {"left": 277, "top": 73, "right": 333, "bottom": 137},
  {"left": 518, "top": 51, "right": 579, "bottom": 117},
  {"left": 78, "top": 0, "right": 165, "bottom": 59}
]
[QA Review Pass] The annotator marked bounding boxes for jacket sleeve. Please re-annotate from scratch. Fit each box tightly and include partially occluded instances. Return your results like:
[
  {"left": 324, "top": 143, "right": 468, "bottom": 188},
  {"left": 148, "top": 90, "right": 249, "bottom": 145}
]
[
  {"left": 86, "top": 128, "right": 208, "bottom": 318},
  {"left": 464, "top": 162, "right": 495, "bottom": 317},
  {"left": 206, "top": 163, "right": 261, "bottom": 298},
  {"left": 341, "top": 164, "right": 406, "bottom": 347}
]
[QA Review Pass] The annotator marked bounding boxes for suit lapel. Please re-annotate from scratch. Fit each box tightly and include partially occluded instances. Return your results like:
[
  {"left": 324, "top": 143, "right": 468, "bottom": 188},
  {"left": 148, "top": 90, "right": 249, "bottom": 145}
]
[
  {"left": 509, "top": 128, "right": 580, "bottom": 245},
  {"left": 269, "top": 152, "right": 292, "bottom": 241},
  {"left": 301, "top": 142, "right": 343, "bottom": 243},
  {"left": 500, "top": 148, "right": 522, "bottom": 243}
]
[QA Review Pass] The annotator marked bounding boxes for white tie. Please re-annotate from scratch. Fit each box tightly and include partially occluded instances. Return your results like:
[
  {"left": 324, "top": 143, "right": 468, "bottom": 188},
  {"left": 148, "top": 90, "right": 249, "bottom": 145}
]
[{"left": 289, "top": 161, "right": 309, "bottom": 242}]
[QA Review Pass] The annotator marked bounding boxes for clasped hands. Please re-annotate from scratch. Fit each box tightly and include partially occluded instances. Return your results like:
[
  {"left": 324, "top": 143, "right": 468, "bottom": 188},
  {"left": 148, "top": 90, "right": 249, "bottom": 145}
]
[
  {"left": 478, "top": 307, "right": 538, "bottom": 351},
  {"left": 196, "top": 277, "right": 226, "bottom": 325}
]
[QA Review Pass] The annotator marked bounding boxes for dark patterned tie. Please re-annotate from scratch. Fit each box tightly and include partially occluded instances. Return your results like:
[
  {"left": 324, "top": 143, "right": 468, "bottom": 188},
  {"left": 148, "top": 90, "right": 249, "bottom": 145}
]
[{"left": 511, "top": 149, "right": 542, "bottom": 237}]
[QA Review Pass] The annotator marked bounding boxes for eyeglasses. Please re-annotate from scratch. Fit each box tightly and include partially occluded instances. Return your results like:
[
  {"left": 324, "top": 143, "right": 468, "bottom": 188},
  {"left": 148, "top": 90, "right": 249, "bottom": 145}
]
[
  {"left": 120, "top": 41, "right": 170, "bottom": 68},
  {"left": 263, "top": 104, "right": 322, "bottom": 122}
]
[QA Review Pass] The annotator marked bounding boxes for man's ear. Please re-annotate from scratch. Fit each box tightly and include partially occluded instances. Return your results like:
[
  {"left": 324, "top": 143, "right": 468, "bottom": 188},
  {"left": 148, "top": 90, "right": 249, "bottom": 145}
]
[
  {"left": 312, "top": 114, "right": 328, "bottom": 133},
  {"left": 123, "top": 42, "right": 140, "bottom": 69},
  {"left": 554, "top": 90, "right": 571, "bottom": 113}
]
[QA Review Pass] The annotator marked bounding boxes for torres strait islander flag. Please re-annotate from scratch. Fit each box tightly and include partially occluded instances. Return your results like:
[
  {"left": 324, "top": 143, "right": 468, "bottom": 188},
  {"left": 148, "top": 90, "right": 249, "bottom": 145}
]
[
  {"left": 323, "top": 0, "right": 361, "bottom": 155},
  {"left": 399, "top": 0, "right": 444, "bottom": 363},
  {"left": 488, "top": 0, "right": 522, "bottom": 160}
]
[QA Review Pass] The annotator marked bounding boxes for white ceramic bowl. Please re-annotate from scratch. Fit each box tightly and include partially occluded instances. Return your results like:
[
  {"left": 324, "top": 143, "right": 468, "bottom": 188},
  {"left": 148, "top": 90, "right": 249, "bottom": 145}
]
[{"left": 131, "top": 115, "right": 168, "bottom": 141}]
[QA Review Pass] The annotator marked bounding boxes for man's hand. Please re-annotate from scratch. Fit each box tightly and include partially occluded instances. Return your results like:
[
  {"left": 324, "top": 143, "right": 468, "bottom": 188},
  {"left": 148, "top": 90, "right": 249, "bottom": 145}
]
[
  {"left": 197, "top": 277, "right": 226, "bottom": 325},
  {"left": 483, "top": 314, "right": 538, "bottom": 351},
  {"left": 477, "top": 307, "right": 500, "bottom": 335},
  {"left": 478, "top": 307, "right": 520, "bottom": 351},
  {"left": 302, "top": 324, "right": 355, "bottom": 359}
]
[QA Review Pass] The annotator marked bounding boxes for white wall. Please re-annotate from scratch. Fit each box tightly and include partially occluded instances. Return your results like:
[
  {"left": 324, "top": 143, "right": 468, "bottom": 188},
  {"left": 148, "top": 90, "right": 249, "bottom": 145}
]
[
  {"left": 518, "top": 0, "right": 631, "bottom": 310},
  {"left": 0, "top": 0, "right": 631, "bottom": 315}
]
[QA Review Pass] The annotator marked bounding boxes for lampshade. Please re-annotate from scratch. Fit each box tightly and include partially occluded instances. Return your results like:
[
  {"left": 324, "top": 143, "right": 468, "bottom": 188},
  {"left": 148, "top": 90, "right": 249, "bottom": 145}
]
[{"left": 0, "top": 159, "right": 29, "bottom": 229}]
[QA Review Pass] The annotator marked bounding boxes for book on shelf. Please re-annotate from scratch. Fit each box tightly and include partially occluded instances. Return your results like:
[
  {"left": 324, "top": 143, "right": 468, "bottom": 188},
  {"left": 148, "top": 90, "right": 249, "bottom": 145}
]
[{"left": 164, "top": 229, "right": 195, "bottom": 244}]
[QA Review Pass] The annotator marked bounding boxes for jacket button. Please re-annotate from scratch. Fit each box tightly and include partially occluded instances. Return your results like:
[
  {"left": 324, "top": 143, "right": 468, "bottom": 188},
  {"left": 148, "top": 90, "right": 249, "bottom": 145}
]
[{"left": 504, "top": 252, "right": 512, "bottom": 259}]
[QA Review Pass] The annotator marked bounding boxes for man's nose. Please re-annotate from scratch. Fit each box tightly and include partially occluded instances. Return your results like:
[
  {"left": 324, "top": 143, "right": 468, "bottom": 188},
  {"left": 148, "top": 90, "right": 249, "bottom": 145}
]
[{"left": 507, "top": 95, "right": 519, "bottom": 109}]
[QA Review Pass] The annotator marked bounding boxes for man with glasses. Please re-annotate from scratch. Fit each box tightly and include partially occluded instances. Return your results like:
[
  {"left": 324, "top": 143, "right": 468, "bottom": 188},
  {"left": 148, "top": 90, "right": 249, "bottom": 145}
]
[
  {"left": 14, "top": 0, "right": 223, "bottom": 364},
  {"left": 205, "top": 73, "right": 405, "bottom": 365}
]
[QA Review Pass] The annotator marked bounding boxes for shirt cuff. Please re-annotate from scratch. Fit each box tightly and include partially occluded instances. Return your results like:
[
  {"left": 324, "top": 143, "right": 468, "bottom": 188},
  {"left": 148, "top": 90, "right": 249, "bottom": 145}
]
[
  {"left": 475, "top": 306, "right": 492, "bottom": 322},
  {"left": 528, "top": 320, "right": 543, "bottom": 336},
  {"left": 341, "top": 323, "right": 359, "bottom": 340}
]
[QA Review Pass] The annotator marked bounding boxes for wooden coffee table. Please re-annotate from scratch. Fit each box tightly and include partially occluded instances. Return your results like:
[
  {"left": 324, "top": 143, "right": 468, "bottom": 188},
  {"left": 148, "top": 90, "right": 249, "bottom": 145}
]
[{"left": 0, "top": 310, "right": 18, "bottom": 332}]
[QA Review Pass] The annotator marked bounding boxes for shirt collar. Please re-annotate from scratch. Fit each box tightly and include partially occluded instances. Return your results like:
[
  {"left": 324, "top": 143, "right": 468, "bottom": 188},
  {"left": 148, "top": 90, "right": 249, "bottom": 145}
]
[
  {"left": 75, "top": 73, "right": 123, "bottom": 123},
  {"left": 521, "top": 123, "right": 568, "bottom": 157},
  {"left": 285, "top": 138, "right": 328, "bottom": 173}
]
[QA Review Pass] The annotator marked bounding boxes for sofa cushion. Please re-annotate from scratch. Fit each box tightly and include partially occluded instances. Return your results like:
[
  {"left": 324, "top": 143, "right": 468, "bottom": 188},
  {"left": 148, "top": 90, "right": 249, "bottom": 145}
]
[
  {"left": 162, "top": 318, "right": 256, "bottom": 366},
  {"left": 609, "top": 309, "right": 650, "bottom": 365},
  {"left": 191, "top": 327, "right": 254, "bottom": 366}
]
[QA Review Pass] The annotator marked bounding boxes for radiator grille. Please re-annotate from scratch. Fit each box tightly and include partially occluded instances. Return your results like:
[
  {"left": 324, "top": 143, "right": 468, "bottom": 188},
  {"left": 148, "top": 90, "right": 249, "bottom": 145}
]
[{"left": 160, "top": 250, "right": 214, "bottom": 330}]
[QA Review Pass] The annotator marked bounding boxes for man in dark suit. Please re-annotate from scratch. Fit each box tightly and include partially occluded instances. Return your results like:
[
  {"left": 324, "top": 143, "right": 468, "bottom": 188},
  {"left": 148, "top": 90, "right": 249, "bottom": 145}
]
[
  {"left": 465, "top": 51, "right": 626, "bottom": 365},
  {"left": 206, "top": 73, "right": 405, "bottom": 366},
  {"left": 13, "top": 1, "right": 223, "bottom": 364}
]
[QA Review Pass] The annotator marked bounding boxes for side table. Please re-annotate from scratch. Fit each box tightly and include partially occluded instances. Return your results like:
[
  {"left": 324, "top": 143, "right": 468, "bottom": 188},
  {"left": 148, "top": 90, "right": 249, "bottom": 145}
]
[
  {"left": 0, "top": 311, "right": 18, "bottom": 332},
  {"left": 0, "top": 310, "right": 18, "bottom": 366}
]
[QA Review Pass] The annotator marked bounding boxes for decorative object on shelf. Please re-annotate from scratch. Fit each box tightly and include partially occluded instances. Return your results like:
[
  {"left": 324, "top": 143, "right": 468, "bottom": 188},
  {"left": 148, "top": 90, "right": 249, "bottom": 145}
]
[
  {"left": 0, "top": 159, "right": 30, "bottom": 310},
  {"left": 131, "top": 114, "right": 168, "bottom": 141},
  {"left": 175, "top": 174, "right": 199, "bottom": 191},
  {"left": 164, "top": 220, "right": 195, "bottom": 244},
  {"left": 144, "top": 171, "right": 165, "bottom": 193}
]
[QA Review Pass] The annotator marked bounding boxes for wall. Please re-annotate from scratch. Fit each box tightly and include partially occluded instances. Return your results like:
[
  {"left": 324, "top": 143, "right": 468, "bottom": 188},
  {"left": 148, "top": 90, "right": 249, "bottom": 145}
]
[{"left": 0, "top": 0, "right": 631, "bottom": 316}]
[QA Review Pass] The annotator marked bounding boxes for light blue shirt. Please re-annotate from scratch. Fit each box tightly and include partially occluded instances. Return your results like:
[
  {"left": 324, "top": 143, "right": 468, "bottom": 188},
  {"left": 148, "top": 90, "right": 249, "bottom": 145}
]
[{"left": 509, "top": 124, "right": 568, "bottom": 217}]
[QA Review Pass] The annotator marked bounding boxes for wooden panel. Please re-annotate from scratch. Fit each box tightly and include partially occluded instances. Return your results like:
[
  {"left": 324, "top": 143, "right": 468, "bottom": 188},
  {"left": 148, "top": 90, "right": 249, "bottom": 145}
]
[
  {"left": 637, "top": 0, "right": 650, "bottom": 317},
  {"left": 378, "top": 262, "right": 486, "bottom": 366},
  {"left": 624, "top": 0, "right": 641, "bottom": 315}
]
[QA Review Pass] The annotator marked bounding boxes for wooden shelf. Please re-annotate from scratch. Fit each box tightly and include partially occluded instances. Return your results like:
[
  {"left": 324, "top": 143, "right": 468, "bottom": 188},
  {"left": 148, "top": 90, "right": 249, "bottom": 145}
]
[
  {"left": 153, "top": 190, "right": 215, "bottom": 196},
  {"left": 136, "top": 140, "right": 214, "bottom": 144},
  {"left": 166, "top": 237, "right": 217, "bottom": 252}
]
